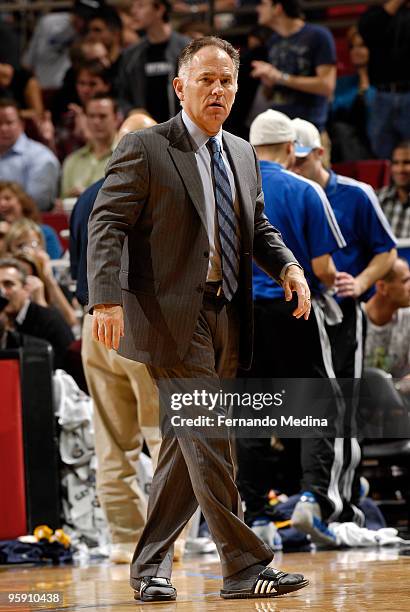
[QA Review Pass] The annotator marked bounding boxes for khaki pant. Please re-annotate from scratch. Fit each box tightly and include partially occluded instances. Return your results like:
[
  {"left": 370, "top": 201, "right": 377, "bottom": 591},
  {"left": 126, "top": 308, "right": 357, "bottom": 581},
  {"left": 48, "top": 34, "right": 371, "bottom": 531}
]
[{"left": 81, "top": 314, "right": 162, "bottom": 545}]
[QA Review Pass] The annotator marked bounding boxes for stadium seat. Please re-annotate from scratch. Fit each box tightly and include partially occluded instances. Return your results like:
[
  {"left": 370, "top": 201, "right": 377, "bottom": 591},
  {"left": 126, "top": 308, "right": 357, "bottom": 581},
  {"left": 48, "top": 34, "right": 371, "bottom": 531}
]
[{"left": 41, "top": 212, "right": 70, "bottom": 252}]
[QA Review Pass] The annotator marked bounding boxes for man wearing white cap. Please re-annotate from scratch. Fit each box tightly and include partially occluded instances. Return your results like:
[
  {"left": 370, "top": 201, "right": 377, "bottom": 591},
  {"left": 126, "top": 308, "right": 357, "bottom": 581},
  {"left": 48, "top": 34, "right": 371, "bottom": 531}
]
[
  {"left": 292, "top": 117, "right": 397, "bottom": 526},
  {"left": 236, "top": 109, "right": 346, "bottom": 546}
]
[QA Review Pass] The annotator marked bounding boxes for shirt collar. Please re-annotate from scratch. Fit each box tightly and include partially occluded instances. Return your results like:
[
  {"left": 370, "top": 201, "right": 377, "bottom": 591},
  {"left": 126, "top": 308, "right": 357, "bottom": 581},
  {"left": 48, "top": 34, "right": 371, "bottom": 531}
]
[
  {"left": 181, "top": 110, "right": 223, "bottom": 153},
  {"left": 324, "top": 169, "right": 338, "bottom": 197},
  {"left": 15, "top": 298, "right": 31, "bottom": 325},
  {"left": 9, "top": 132, "right": 28, "bottom": 155}
]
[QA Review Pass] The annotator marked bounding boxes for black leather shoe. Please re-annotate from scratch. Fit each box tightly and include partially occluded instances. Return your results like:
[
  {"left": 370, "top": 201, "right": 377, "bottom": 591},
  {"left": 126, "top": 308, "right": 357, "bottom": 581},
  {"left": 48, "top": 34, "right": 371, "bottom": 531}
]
[
  {"left": 133, "top": 577, "right": 177, "bottom": 602},
  {"left": 220, "top": 567, "right": 309, "bottom": 599}
]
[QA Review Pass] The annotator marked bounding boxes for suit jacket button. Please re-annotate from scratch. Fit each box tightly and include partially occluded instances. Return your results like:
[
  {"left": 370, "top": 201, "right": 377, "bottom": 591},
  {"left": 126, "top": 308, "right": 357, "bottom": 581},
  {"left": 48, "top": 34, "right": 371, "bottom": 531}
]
[
  {"left": 203, "top": 251, "right": 209, "bottom": 258},
  {"left": 196, "top": 285, "right": 204, "bottom": 293}
]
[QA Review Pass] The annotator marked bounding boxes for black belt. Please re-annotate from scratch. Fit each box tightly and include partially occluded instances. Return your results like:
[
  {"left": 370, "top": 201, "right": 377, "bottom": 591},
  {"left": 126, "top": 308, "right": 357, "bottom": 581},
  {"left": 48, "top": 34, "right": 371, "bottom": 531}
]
[
  {"left": 376, "top": 81, "right": 410, "bottom": 93},
  {"left": 203, "top": 282, "right": 228, "bottom": 309}
]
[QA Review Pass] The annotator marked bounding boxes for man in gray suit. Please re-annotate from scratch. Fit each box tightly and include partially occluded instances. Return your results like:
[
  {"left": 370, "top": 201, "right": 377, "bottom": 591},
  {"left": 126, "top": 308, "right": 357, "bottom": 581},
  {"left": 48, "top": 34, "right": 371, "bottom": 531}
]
[{"left": 88, "top": 36, "right": 311, "bottom": 602}]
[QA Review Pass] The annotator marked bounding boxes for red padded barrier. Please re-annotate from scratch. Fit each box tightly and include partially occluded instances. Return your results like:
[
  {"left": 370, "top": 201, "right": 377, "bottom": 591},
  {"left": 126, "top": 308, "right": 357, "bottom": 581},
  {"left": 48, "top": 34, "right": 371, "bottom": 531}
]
[
  {"left": 0, "top": 359, "right": 27, "bottom": 539},
  {"left": 41, "top": 212, "right": 70, "bottom": 252},
  {"left": 332, "top": 160, "right": 391, "bottom": 190}
]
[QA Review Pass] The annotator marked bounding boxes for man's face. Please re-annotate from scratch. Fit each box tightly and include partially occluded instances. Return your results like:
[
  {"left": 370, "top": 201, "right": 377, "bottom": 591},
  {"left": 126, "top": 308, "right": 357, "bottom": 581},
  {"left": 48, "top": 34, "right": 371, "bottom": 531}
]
[
  {"left": 0, "top": 106, "right": 23, "bottom": 151},
  {"left": 86, "top": 98, "right": 118, "bottom": 142},
  {"left": 0, "top": 266, "right": 28, "bottom": 316},
  {"left": 173, "top": 46, "right": 237, "bottom": 136},
  {"left": 132, "top": 0, "right": 162, "bottom": 30},
  {"left": 384, "top": 260, "right": 410, "bottom": 308},
  {"left": 293, "top": 150, "right": 321, "bottom": 182},
  {"left": 257, "top": 0, "right": 276, "bottom": 27},
  {"left": 76, "top": 69, "right": 110, "bottom": 105},
  {"left": 391, "top": 146, "right": 410, "bottom": 191}
]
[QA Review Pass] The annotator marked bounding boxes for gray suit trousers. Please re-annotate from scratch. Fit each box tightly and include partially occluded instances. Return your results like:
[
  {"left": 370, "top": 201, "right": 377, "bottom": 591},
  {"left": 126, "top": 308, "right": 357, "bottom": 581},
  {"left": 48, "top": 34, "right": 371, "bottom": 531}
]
[{"left": 130, "top": 295, "right": 273, "bottom": 586}]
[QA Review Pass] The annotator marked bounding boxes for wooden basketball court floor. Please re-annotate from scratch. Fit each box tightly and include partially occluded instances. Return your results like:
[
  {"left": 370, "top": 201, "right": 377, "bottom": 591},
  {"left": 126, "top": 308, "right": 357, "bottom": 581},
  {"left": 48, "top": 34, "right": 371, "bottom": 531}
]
[{"left": 1, "top": 547, "right": 409, "bottom": 612}]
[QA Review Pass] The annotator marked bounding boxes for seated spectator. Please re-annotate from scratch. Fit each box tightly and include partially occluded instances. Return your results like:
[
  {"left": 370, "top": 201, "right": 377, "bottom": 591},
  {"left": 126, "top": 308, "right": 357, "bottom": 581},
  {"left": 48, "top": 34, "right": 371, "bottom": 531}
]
[
  {"left": 86, "top": 5, "right": 124, "bottom": 77},
  {"left": 0, "top": 99, "right": 60, "bottom": 211},
  {"left": 328, "top": 28, "right": 375, "bottom": 163},
  {"left": 0, "top": 181, "right": 62, "bottom": 259},
  {"left": 0, "top": 257, "right": 74, "bottom": 369},
  {"left": 5, "top": 219, "right": 77, "bottom": 327},
  {"left": 53, "top": 60, "right": 113, "bottom": 160},
  {"left": 23, "top": 0, "right": 106, "bottom": 89},
  {"left": 249, "top": 0, "right": 336, "bottom": 134},
  {"left": 61, "top": 94, "right": 118, "bottom": 198},
  {"left": 0, "top": 52, "right": 44, "bottom": 120},
  {"left": 365, "top": 257, "right": 410, "bottom": 380},
  {"left": 378, "top": 141, "right": 410, "bottom": 238},
  {"left": 113, "top": 0, "right": 141, "bottom": 48}
]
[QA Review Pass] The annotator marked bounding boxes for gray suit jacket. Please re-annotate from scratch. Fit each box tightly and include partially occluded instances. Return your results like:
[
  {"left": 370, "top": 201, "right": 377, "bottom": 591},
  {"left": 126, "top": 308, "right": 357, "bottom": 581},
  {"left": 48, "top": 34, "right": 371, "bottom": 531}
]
[{"left": 87, "top": 112, "right": 298, "bottom": 368}]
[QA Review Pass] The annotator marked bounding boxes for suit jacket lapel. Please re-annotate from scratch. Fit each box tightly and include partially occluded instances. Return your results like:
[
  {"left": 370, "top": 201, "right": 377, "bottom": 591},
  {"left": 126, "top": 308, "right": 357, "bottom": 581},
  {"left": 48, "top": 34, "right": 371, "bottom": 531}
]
[
  {"left": 223, "top": 132, "right": 253, "bottom": 253},
  {"left": 167, "top": 113, "right": 208, "bottom": 232}
]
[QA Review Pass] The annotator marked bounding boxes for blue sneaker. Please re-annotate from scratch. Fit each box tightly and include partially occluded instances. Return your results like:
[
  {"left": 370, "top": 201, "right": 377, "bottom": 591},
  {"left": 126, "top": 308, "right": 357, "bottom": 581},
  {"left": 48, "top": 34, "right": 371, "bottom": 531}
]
[{"left": 291, "top": 492, "right": 338, "bottom": 547}]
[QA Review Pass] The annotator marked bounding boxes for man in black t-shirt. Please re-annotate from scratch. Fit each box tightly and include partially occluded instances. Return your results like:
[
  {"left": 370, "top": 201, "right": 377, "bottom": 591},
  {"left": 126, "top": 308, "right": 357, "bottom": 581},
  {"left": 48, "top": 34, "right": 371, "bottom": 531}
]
[
  {"left": 359, "top": 0, "right": 410, "bottom": 158},
  {"left": 117, "top": 0, "right": 189, "bottom": 121}
]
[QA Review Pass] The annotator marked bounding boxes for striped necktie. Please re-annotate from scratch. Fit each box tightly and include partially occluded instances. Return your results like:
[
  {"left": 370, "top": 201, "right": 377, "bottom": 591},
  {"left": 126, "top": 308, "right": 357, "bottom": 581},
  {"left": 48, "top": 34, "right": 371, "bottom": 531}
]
[{"left": 208, "top": 136, "right": 240, "bottom": 301}]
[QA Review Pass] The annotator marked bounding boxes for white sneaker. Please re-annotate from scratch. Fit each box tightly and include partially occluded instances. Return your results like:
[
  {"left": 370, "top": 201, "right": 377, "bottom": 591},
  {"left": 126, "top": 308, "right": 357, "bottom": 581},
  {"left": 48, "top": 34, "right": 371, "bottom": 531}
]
[
  {"left": 109, "top": 542, "right": 135, "bottom": 564},
  {"left": 291, "top": 492, "right": 338, "bottom": 547},
  {"left": 185, "top": 537, "right": 217, "bottom": 554}
]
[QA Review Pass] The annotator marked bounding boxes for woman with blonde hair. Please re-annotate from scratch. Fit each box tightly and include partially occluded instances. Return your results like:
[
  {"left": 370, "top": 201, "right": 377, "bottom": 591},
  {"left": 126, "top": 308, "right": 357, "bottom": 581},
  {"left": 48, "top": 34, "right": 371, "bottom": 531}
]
[
  {"left": 6, "top": 218, "right": 77, "bottom": 327},
  {"left": 0, "top": 181, "right": 62, "bottom": 259}
]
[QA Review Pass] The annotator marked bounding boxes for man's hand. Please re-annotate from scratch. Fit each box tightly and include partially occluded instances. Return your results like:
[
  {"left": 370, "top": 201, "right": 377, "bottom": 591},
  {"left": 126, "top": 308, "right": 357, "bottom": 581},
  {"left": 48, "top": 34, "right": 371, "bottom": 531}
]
[
  {"left": 334, "top": 271, "right": 363, "bottom": 298},
  {"left": 250, "top": 61, "right": 282, "bottom": 87},
  {"left": 92, "top": 304, "right": 124, "bottom": 350},
  {"left": 283, "top": 265, "right": 311, "bottom": 320}
]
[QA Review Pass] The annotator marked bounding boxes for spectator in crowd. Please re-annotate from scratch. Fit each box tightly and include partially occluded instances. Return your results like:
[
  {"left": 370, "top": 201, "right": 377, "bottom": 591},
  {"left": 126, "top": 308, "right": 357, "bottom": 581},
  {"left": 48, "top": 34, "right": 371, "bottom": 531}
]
[
  {"left": 52, "top": 42, "right": 111, "bottom": 123},
  {"left": 237, "top": 109, "right": 345, "bottom": 545},
  {"left": 293, "top": 117, "right": 396, "bottom": 528},
  {"left": 0, "top": 51, "right": 44, "bottom": 121},
  {"left": 61, "top": 94, "right": 118, "bottom": 198},
  {"left": 117, "top": 0, "right": 189, "bottom": 120},
  {"left": 226, "top": 26, "right": 272, "bottom": 138},
  {"left": 23, "top": 0, "right": 106, "bottom": 89},
  {"left": 52, "top": 59, "right": 114, "bottom": 160},
  {"left": 329, "top": 27, "right": 375, "bottom": 163},
  {"left": 359, "top": 0, "right": 410, "bottom": 159},
  {"left": 0, "top": 100, "right": 60, "bottom": 211},
  {"left": 365, "top": 257, "right": 410, "bottom": 379},
  {"left": 0, "top": 180, "right": 62, "bottom": 259},
  {"left": 86, "top": 5, "right": 124, "bottom": 77},
  {"left": 378, "top": 141, "right": 410, "bottom": 238},
  {"left": 5, "top": 219, "right": 77, "bottom": 328},
  {"left": 177, "top": 20, "right": 211, "bottom": 40},
  {"left": 114, "top": 0, "right": 142, "bottom": 47},
  {"left": 0, "top": 258, "right": 74, "bottom": 369},
  {"left": 249, "top": 0, "right": 336, "bottom": 134},
  {"left": 0, "top": 215, "right": 10, "bottom": 257},
  {"left": 70, "top": 111, "right": 162, "bottom": 564}
]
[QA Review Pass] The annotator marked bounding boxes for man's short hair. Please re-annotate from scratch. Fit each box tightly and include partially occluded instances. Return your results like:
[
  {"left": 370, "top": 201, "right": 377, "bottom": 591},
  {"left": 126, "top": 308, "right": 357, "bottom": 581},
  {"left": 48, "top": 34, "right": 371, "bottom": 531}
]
[
  {"left": 0, "top": 98, "right": 20, "bottom": 112},
  {"left": 153, "top": 0, "right": 171, "bottom": 23},
  {"left": 90, "top": 6, "right": 123, "bottom": 31},
  {"left": 85, "top": 92, "right": 118, "bottom": 114},
  {"left": 393, "top": 140, "right": 410, "bottom": 153},
  {"left": 178, "top": 36, "right": 240, "bottom": 79},
  {"left": 75, "top": 58, "right": 112, "bottom": 85},
  {"left": 273, "top": 0, "right": 303, "bottom": 18},
  {"left": 0, "top": 257, "right": 27, "bottom": 284}
]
